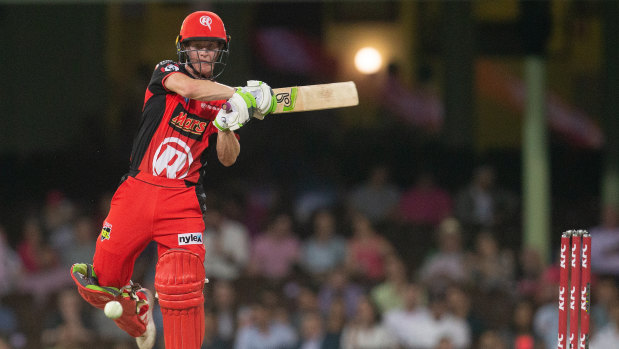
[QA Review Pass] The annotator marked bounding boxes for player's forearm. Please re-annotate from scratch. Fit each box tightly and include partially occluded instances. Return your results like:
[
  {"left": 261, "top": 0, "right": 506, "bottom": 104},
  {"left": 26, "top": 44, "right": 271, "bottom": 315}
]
[
  {"left": 165, "top": 73, "right": 235, "bottom": 101},
  {"left": 216, "top": 131, "right": 240, "bottom": 166}
]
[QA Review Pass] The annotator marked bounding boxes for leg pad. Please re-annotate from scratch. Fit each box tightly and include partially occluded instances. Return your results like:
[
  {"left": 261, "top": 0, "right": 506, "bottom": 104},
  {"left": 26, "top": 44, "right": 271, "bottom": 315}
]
[{"left": 155, "top": 249, "right": 206, "bottom": 349}]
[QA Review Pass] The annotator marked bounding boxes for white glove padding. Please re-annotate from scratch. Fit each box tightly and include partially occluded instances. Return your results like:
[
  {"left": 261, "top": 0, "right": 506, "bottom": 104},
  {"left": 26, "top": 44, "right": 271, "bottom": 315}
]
[
  {"left": 213, "top": 93, "right": 252, "bottom": 131},
  {"left": 240, "top": 80, "right": 276, "bottom": 120}
]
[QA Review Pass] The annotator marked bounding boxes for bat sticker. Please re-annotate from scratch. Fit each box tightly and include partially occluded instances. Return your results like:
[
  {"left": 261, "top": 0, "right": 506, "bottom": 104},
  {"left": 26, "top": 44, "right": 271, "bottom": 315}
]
[{"left": 276, "top": 87, "right": 298, "bottom": 111}]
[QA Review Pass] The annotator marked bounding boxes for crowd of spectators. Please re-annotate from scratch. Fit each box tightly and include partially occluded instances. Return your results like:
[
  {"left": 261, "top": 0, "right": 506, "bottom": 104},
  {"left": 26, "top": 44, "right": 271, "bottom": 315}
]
[{"left": 0, "top": 164, "right": 618, "bottom": 349}]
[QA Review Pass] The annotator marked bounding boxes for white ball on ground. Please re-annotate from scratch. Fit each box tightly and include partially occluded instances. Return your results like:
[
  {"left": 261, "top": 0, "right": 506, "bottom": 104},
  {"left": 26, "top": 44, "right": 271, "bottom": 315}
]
[{"left": 104, "top": 300, "right": 123, "bottom": 319}]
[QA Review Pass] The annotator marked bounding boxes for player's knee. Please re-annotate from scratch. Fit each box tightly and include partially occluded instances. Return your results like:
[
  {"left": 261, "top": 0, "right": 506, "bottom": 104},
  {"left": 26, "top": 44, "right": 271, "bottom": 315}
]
[{"left": 154, "top": 249, "right": 206, "bottom": 308}]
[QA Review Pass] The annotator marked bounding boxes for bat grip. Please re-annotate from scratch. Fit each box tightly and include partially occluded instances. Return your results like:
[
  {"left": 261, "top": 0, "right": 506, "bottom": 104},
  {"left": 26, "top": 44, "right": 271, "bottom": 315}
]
[{"left": 223, "top": 102, "right": 232, "bottom": 113}]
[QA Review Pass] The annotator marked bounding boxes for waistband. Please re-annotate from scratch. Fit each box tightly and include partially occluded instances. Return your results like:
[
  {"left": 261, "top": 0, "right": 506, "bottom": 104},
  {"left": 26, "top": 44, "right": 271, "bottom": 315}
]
[{"left": 130, "top": 171, "right": 197, "bottom": 188}]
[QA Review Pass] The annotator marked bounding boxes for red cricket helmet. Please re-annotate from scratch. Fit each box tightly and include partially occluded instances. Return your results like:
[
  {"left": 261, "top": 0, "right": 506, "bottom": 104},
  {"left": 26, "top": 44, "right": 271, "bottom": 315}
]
[{"left": 176, "top": 11, "right": 230, "bottom": 80}]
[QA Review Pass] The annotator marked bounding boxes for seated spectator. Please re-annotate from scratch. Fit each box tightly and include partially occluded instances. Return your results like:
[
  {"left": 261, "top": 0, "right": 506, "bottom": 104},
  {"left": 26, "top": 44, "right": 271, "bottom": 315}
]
[
  {"left": 532, "top": 266, "right": 560, "bottom": 349},
  {"left": 294, "top": 311, "right": 326, "bottom": 349},
  {"left": 289, "top": 285, "right": 321, "bottom": 333},
  {"left": 385, "top": 285, "right": 471, "bottom": 349},
  {"left": 210, "top": 280, "right": 239, "bottom": 347},
  {"left": 453, "top": 165, "right": 518, "bottom": 232},
  {"left": 340, "top": 296, "right": 397, "bottom": 349},
  {"left": 60, "top": 215, "right": 97, "bottom": 268},
  {"left": 466, "top": 230, "right": 515, "bottom": 294},
  {"left": 370, "top": 254, "right": 408, "bottom": 314},
  {"left": 345, "top": 213, "right": 394, "bottom": 283},
  {"left": 477, "top": 330, "right": 508, "bottom": 349},
  {"left": 300, "top": 209, "right": 347, "bottom": 280},
  {"left": 383, "top": 283, "right": 426, "bottom": 345},
  {"left": 248, "top": 212, "right": 301, "bottom": 282},
  {"left": 397, "top": 171, "right": 453, "bottom": 228},
  {"left": 16, "top": 217, "right": 71, "bottom": 304},
  {"left": 446, "top": 284, "right": 486, "bottom": 343},
  {"left": 203, "top": 202, "right": 250, "bottom": 281},
  {"left": 40, "top": 289, "right": 95, "bottom": 348},
  {"left": 234, "top": 302, "right": 297, "bottom": 349},
  {"left": 591, "top": 275, "right": 619, "bottom": 331},
  {"left": 590, "top": 296, "right": 619, "bottom": 349},
  {"left": 590, "top": 204, "right": 619, "bottom": 276},
  {"left": 346, "top": 164, "right": 400, "bottom": 225},
  {"left": 0, "top": 225, "right": 22, "bottom": 297},
  {"left": 317, "top": 268, "right": 365, "bottom": 321},
  {"left": 202, "top": 309, "right": 228, "bottom": 349},
  {"left": 516, "top": 247, "right": 546, "bottom": 300},
  {"left": 419, "top": 217, "right": 470, "bottom": 287}
]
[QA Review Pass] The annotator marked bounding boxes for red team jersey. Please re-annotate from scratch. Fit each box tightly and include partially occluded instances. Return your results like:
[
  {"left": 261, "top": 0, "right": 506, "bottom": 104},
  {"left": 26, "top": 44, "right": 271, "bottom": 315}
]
[
  {"left": 129, "top": 60, "right": 225, "bottom": 184},
  {"left": 92, "top": 60, "right": 224, "bottom": 287}
]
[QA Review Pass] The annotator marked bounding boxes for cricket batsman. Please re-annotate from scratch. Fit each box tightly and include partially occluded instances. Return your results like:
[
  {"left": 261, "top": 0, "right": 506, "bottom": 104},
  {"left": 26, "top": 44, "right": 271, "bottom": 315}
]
[{"left": 70, "top": 10, "right": 275, "bottom": 348}]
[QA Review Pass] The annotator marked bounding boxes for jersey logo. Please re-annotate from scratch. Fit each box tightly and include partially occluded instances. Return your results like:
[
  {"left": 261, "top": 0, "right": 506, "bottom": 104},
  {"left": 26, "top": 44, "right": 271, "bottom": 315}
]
[
  {"left": 169, "top": 105, "right": 208, "bottom": 140},
  {"left": 153, "top": 137, "right": 194, "bottom": 179}
]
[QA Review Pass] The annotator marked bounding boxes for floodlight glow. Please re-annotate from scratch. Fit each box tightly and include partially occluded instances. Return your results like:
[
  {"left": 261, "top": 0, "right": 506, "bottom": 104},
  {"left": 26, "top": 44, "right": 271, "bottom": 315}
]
[{"left": 354, "top": 47, "right": 382, "bottom": 74}]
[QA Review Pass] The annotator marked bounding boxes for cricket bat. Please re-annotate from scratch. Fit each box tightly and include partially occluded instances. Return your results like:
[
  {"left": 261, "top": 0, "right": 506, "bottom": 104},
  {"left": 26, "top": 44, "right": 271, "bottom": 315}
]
[{"left": 271, "top": 81, "right": 359, "bottom": 114}]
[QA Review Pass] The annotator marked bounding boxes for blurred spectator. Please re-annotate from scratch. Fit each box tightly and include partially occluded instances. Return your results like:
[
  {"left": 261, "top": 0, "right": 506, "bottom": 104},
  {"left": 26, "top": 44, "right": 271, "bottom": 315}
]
[
  {"left": 453, "top": 165, "right": 518, "bottom": 232},
  {"left": 516, "top": 247, "right": 546, "bottom": 300},
  {"left": 234, "top": 302, "right": 297, "bottom": 349},
  {"left": 248, "top": 212, "right": 301, "bottom": 281},
  {"left": 590, "top": 296, "right": 619, "bottom": 349},
  {"left": 300, "top": 209, "right": 347, "bottom": 280},
  {"left": 17, "top": 217, "right": 58, "bottom": 273},
  {"left": 383, "top": 283, "right": 426, "bottom": 346},
  {"left": 532, "top": 266, "right": 560, "bottom": 349},
  {"left": 322, "top": 297, "right": 347, "bottom": 349},
  {"left": 504, "top": 299, "right": 541, "bottom": 349},
  {"left": 370, "top": 254, "right": 408, "bottom": 314},
  {"left": 17, "top": 217, "right": 71, "bottom": 304},
  {"left": 60, "top": 215, "right": 97, "bottom": 268},
  {"left": 347, "top": 164, "right": 400, "bottom": 224},
  {"left": 340, "top": 296, "right": 397, "bottom": 349},
  {"left": 466, "top": 230, "right": 515, "bottom": 294},
  {"left": 590, "top": 204, "right": 619, "bottom": 276},
  {"left": 202, "top": 309, "right": 228, "bottom": 349},
  {"left": 294, "top": 310, "right": 326, "bottom": 349},
  {"left": 317, "top": 268, "right": 365, "bottom": 320},
  {"left": 43, "top": 190, "right": 76, "bottom": 253},
  {"left": 397, "top": 171, "right": 453, "bottom": 228},
  {"left": 477, "top": 330, "right": 508, "bottom": 349},
  {"left": 419, "top": 217, "right": 470, "bottom": 287},
  {"left": 0, "top": 225, "right": 22, "bottom": 297},
  {"left": 385, "top": 285, "right": 471, "bottom": 349},
  {"left": 446, "top": 284, "right": 486, "bottom": 343},
  {"left": 345, "top": 213, "right": 394, "bottom": 283},
  {"left": 289, "top": 285, "right": 321, "bottom": 333},
  {"left": 211, "top": 280, "right": 238, "bottom": 347},
  {"left": 591, "top": 276, "right": 619, "bottom": 331},
  {"left": 203, "top": 202, "right": 250, "bottom": 281},
  {"left": 40, "top": 289, "right": 95, "bottom": 348}
]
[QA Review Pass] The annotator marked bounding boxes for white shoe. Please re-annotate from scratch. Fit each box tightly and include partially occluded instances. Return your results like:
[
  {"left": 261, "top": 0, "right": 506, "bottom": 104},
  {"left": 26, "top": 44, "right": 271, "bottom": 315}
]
[{"left": 136, "top": 288, "right": 156, "bottom": 349}]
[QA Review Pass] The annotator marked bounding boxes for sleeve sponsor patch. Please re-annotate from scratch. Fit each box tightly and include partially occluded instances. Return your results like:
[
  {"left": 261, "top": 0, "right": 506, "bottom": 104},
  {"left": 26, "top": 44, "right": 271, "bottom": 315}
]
[{"left": 159, "top": 60, "right": 180, "bottom": 72}]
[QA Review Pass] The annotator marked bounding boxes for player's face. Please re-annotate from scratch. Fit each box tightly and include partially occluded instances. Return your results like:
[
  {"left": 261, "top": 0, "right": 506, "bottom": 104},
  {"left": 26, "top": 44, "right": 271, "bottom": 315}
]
[{"left": 186, "top": 40, "right": 223, "bottom": 76}]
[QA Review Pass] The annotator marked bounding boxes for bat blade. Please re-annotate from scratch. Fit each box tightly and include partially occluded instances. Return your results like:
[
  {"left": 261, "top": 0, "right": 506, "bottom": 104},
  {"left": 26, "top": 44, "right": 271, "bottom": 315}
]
[{"left": 271, "top": 81, "right": 359, "bottom": 114}]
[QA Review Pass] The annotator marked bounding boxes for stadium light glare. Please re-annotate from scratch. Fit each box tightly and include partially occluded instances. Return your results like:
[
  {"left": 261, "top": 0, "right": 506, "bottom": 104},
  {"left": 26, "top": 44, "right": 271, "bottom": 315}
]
[{"left": 354, "top": 47, "right": 382, "bottom": 74}]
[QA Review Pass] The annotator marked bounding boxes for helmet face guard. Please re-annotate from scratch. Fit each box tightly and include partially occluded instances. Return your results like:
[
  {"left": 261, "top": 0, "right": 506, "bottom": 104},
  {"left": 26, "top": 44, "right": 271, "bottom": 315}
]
[
  {"left": 177, "top": 41, "right": 229, "bottom": 80},
  {"left": 176, "top": 11, "right": 230, "bottom": 80}
]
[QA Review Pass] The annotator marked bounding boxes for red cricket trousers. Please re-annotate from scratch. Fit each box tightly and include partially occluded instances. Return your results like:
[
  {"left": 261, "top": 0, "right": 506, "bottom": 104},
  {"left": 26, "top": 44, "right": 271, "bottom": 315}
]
[{"left": 93, "top": 172, "right": 206, "bottom": 288}]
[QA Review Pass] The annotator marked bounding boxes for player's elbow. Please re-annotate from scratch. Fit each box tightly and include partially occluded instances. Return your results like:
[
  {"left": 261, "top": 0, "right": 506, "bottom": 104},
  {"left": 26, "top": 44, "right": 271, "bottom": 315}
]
[{"left": 217, "top": 152, "right": 238, "bottom": 167}]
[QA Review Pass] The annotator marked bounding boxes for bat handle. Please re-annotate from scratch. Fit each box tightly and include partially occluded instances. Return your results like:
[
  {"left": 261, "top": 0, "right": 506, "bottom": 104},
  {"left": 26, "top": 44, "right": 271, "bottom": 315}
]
[{"left": 223, "top": 102, "right": 232, "bottom": 113}]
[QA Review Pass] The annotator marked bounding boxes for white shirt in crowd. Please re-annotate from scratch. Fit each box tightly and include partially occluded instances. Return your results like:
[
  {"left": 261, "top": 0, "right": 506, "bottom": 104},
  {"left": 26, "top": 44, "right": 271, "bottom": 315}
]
[{"left": 383, "top": 307, "right": 470, "bottom": 349}]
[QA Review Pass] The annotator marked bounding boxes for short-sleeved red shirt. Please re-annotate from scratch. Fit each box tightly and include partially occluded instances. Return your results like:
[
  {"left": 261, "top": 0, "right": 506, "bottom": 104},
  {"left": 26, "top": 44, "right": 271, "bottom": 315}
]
[{"left": 129, "top": 60, "right": 225, "bottom": 184}]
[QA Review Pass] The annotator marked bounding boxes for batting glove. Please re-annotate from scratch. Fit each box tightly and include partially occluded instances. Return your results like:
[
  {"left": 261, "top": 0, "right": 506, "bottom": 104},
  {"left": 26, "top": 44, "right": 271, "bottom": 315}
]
[
  {"left": 239, "top": 80, "right": 276, "bottom": 120},
  {"left": 213, "top": 92, "right": 252, "bottom": 132}
]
